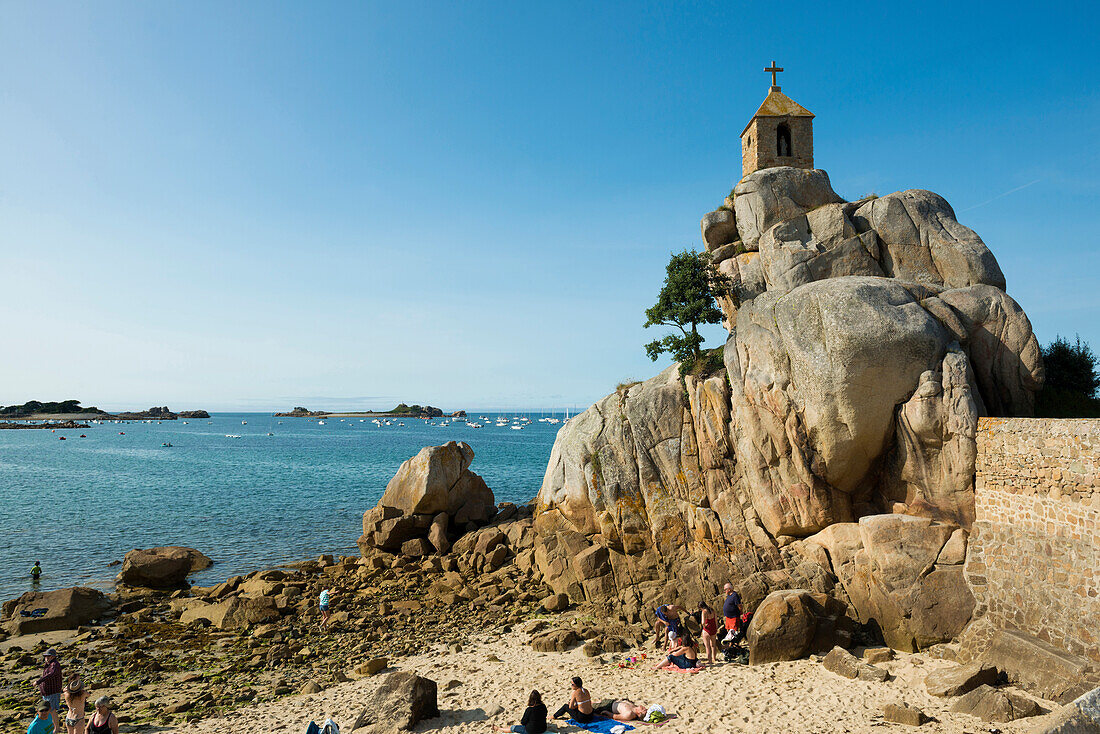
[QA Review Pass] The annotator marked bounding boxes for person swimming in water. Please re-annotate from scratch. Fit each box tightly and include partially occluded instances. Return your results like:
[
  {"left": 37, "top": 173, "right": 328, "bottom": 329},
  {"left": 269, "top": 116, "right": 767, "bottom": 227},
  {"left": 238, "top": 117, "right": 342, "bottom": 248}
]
[{"left": 31, "top": 561, "right": 42, "bottom": 582}]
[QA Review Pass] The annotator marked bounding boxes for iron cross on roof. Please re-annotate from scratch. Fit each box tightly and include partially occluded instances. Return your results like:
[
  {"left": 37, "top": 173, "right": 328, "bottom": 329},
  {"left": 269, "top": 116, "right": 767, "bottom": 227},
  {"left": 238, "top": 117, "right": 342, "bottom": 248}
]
[{"left": 765, "top": 61, "right": 784, "bottom": 87}]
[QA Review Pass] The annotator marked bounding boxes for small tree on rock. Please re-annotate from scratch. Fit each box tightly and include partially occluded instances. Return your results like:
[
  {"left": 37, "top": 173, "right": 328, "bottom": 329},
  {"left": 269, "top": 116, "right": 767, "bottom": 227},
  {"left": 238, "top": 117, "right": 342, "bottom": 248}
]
[{"left": 644, "top": 250, "right": 731, "bottom": 374}]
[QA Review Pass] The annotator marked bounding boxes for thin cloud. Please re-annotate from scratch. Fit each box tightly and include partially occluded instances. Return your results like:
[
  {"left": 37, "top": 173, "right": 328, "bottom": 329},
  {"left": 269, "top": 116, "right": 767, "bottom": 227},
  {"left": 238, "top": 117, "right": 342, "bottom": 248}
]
[{"left": 959, "top": 179, "right": 1044, "bottom": 213}]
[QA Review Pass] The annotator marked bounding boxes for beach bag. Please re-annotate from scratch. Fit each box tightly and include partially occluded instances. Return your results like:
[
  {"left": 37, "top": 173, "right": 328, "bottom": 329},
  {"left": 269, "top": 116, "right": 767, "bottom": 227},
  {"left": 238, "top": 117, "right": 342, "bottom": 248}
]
[
  {"left": 645, "top": 704, "right": 667, "bottom": 723},
  {"left": 305, "top": 723, "right": 320, "bottom": 734},
  {"left": 321, "top": 720, "right": 340, "bottom": 734}
]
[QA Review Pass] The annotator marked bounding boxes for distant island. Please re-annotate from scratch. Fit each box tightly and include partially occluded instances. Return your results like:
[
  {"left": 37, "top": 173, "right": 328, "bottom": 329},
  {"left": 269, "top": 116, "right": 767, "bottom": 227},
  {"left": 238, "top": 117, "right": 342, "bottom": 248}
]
[
  {"left": 275, "top": 403, "right": 450, "bottom": 419},
  {"left": 0, "top": 401, "right": 209, "bottom": 423}
]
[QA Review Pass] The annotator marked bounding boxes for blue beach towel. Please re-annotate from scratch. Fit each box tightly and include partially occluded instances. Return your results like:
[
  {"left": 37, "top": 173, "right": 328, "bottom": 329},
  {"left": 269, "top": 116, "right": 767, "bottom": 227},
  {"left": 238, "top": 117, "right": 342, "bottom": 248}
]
[{"left": 567, "top": 718, "right": 634, "bottom": 732}]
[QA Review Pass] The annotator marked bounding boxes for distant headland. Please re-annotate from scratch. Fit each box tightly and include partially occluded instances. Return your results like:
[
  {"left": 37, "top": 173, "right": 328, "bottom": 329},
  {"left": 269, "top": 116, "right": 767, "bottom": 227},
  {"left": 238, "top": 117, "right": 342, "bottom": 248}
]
[
  {"left": 0, "top": 401, "right": 209, "bottom": 427},
  {"left": 275, "top": 403, "right": 464, "bottom": 419}
]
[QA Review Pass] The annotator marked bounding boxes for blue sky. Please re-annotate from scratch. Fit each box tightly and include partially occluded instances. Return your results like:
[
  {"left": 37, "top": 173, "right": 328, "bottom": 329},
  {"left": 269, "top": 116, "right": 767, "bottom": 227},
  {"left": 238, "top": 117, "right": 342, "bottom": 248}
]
[{"left": 1, "top": 1, "right": 1097, "bottom": 411}]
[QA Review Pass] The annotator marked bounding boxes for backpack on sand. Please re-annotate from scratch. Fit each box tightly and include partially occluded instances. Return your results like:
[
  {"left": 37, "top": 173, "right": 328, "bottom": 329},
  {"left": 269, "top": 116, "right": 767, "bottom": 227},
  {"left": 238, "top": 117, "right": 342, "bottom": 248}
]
[{"left": 321, "top": 720, "right": 340, "bottom": 734}]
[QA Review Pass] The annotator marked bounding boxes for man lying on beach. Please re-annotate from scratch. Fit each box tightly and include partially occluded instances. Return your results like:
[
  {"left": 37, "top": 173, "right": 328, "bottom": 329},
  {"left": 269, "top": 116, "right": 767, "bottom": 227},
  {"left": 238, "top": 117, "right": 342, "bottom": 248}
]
[{"left": 593, "top": 698, "right": 648, "bottom": 722}]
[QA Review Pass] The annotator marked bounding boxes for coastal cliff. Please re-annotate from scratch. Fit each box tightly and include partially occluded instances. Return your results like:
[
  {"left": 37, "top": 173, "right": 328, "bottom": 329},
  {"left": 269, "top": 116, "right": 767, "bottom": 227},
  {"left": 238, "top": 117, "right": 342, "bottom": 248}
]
[{"left": 532, "top": 166, "right": 1043, "bottom": 650}]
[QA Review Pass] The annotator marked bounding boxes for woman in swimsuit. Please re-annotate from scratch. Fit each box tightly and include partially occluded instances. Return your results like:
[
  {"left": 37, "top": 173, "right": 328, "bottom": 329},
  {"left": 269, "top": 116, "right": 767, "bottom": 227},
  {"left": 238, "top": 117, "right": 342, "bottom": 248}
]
[
  {"left": 698, "top": 602, "right": 719, "bottom": 665},
  {"left": 63, "top": 676, "right": 89, "bottom": 734},
  {"left": 86, "top": 697, "right": 118, "bottom": 734},
  {"left": 551, "top": 677, "right": 594, "bottom": 723},
  {"left": 654, "top": 636, "right": 701, "bottom": 670}
]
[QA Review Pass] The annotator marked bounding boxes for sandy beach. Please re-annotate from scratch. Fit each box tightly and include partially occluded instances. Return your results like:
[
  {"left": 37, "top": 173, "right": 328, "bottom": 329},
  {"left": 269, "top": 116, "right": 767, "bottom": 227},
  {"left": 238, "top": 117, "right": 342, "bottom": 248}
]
[{"left": 188, "top": 626, "right": 1057, "bottom": 734}]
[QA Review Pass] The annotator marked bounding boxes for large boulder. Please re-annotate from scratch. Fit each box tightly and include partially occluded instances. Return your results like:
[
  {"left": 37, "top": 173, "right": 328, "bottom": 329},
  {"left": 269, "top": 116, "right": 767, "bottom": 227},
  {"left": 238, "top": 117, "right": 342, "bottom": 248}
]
[
  {"left": 350, "top": 671, "right": 439, "bottom": 733},
  {"left": 746, "top": 589, "right": 852, "bottom": 664},
  {"left": 950, "top": 684, "right": 1043, "bottom": 723},
  {"left": 379, "top": 442, "right": 495, "bottom": 525},
  {"left": 2, "top": 587, "right": 113, "bottom": 635},
  {"left": 116, "top": 547, "right": 212, "bottom": 589},
  {"left": 805, "top": 515, "right": 974, "bottom": 652},
  {"left": 850, "top": 190, "right": 1005, "bottom": 291},
  {"left": 360, "top": 443, "right": 497, "bottom": 556},
  {"left": 733, "top": 167, "right": 844, "bottom": 248},
  {"left": 178, "top": 595, "right": 279, "bottom": 630}
]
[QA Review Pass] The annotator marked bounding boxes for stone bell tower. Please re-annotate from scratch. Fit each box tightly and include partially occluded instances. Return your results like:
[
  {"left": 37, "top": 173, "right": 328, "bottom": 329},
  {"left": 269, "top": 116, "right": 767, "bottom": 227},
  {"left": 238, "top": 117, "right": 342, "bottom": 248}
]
[{"left": 740, "top": 61, "right": 815, "bottom": 177}]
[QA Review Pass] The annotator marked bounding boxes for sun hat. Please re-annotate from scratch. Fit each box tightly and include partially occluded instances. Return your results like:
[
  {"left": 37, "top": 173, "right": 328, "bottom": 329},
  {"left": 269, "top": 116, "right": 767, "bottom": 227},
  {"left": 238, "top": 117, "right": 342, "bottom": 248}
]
[
  {"left": 95, "top": 696, "right": 112, "bottom": 709},
  {"left": 44, "top": 648, "right": 57, "bottom": 657},
  {"left": 67, "top": 679, "right": 83, "bottom": 693},
  {"left": 37, "top": 701, "right": 50, "bottom": 712}
]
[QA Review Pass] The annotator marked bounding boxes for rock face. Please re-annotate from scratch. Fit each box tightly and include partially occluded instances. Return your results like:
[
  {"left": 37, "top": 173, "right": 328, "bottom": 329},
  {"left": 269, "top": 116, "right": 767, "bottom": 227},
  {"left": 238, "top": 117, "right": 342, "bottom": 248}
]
[
  {"left": 535, "top": 165, "right": 1042, "bottom": 652},
  {"left": 117, "top": 547, "right": 212, "bottom": 589},
  {"left": 359, "top": 442, "right": 496, "bottom": 556},
  {"left": 1, "top": 587, "right": 113, "bottom": 635},
  {"left": 801, "top": 516, "right": 974, "bottom": 652}
]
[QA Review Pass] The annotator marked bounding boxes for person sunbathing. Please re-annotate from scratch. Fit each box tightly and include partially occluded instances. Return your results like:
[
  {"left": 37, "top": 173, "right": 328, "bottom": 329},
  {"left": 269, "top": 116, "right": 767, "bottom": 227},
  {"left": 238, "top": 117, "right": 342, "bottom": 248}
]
[
  {"left": 551, "top": 677, "right": 594, "bottom": 723},
  {"left": 594, "top": 698, "right": 648, "bottom": 722},
  {"left": 654, "top": 636, "right": 701, "bottom": 670}
]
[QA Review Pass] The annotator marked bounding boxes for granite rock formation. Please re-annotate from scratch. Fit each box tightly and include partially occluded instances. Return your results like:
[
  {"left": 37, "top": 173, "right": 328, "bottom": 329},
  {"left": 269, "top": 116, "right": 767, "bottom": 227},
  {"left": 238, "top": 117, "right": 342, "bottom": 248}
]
[
  {"left": 1, "top": 587, "right": 113, "bottom": 635},
  {"left": 359, "top": 442, "right": 497, "bottom": 556},
  {"left": 534, "top": 166, "right": 1043, "bottom": 650},
  {"left": 117, "top": 546, "right": 213, "bottom": 589}
]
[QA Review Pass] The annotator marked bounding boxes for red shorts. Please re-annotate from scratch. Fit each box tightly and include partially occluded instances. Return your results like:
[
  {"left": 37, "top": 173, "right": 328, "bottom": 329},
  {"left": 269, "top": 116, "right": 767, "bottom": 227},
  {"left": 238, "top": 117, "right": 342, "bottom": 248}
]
[{"left": 724, "top": 616, "right": 739, "bottom": 631}]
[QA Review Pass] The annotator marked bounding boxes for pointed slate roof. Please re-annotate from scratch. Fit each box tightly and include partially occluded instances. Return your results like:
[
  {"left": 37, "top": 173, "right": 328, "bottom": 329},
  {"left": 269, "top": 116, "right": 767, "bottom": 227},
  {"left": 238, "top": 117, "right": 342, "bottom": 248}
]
[{"left": 740, "top": 88, "right": 814, "bottom": 137}]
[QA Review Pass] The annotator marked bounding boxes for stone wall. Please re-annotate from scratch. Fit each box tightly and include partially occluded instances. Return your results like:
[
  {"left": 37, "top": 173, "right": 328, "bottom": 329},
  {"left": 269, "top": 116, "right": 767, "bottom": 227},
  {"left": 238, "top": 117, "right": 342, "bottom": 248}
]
[
  {"left": 741, "top": 116, "right": 813, "bottom": 176},
  {"left": 963, "top": 417, "right": 1100, "bottom": 664}
]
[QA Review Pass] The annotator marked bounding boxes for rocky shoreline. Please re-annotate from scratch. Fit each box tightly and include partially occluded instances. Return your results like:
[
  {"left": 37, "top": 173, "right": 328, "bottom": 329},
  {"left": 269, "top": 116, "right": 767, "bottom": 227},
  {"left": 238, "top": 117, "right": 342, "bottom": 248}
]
[{"left": 0, "top": 505, "right": 563, "bottom": 731}]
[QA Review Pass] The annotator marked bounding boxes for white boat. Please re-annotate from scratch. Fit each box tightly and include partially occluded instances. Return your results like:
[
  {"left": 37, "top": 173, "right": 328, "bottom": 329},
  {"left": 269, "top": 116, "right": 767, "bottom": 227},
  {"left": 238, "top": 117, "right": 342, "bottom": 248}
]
[
  {"left": 225, "top": 434, "right": 241, "bottom": 438},
  {"left": 242, "top": 421, "right": 247, "bottom": 425},
  {"left": 511, "top": 425, "right": 523, "bottom": 430},
  {"left": 318, "top": 420, "right": 326, "bottom": 425}
]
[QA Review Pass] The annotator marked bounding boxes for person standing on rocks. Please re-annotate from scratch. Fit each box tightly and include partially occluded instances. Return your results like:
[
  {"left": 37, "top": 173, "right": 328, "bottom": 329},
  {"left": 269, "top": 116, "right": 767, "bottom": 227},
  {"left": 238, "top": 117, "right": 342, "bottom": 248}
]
[
  {"left": 319, "top": 587, "right": 337, "bottom": 628},
  {"left": 721, "top": 583, "right": 742, "bottom": 643},
  {"left": 35, "top": 648, "right": 62, "bottom": 733}
]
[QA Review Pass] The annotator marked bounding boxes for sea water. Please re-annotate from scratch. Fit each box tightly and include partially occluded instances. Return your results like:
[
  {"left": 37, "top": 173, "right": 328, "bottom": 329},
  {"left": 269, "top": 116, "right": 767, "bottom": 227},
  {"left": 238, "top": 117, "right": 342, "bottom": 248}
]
[{"left": 0, "top": 413, "right": 562, "bottom": 600}]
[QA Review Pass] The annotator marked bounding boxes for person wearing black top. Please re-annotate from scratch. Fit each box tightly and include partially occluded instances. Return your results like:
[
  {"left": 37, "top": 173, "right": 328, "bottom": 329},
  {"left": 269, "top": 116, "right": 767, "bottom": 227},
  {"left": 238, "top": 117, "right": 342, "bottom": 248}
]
[{"left": 495, "top": 690, "right": 547, "bottom": 734}]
